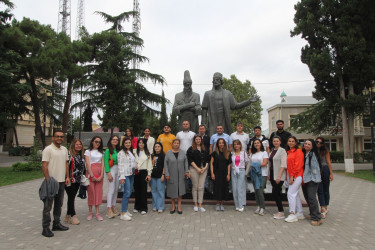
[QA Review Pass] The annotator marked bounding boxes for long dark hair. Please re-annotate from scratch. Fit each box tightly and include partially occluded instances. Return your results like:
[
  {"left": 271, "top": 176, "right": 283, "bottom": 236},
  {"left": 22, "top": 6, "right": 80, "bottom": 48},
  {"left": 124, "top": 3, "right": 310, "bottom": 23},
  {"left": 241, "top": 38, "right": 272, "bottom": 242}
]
[
  {"left": 285, "top": 136, "right": 299, "bottom": 151},
  {"left": 192, "top": 135, "right": 205, "bottom": 151},
  {"left": 88, "top": 136, "right": 103, "bottom": 153},
  {"left": 152, "top": 142, "right": 164, "bottom": 157},
  {"left": 316, "top": 136, "right": 328, "bottom": 156},
  {"left": 215, "top": 138, "right": 229, "bottom": 159},
  {"left": 121, "top": 137, "right": 132, "bottom": 155},
  {"left": 250, "top": 138, "right": 265, "bottom": 154},
  {"left": 125, "top": 128, "right": 134, "bottom": 139},
  {"left": 137, "top": 138, "right": 150, "bottom": 157},
  {"left": 302, "top": 139, "right": 322, "bottom": 171},
  {"left": 107, "top": 135, "right": 121, "bottom": 154}
]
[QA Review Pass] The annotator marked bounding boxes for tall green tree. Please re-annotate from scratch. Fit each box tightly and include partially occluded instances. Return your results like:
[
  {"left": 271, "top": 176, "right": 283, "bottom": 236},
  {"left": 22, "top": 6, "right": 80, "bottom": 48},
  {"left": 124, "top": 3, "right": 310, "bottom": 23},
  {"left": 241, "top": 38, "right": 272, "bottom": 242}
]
[
  {"left": 222, "top": 75, "right": 262, "bottom": 134},
  {"left": 169, "top": 112, "right": 178, "bottom": 135},
  {"left": 1, "top": 18, "right": 60, "bottom": 148},
  {"left": 291, "top": 0, "right": 375, "bottom": 172}
]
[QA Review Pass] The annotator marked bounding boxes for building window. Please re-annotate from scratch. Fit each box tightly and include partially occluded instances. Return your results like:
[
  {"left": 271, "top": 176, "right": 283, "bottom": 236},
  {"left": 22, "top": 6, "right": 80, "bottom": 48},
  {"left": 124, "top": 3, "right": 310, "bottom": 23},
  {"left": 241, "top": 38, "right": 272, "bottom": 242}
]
[
  {"left": 363, "top": 115, "right": 371, "bottom": 127},
  {"left": 364, "top": 139, "right": 373, "bottom": 151},
  {"left": 326, "top": 139, "right": 337, "bottom": 151}
]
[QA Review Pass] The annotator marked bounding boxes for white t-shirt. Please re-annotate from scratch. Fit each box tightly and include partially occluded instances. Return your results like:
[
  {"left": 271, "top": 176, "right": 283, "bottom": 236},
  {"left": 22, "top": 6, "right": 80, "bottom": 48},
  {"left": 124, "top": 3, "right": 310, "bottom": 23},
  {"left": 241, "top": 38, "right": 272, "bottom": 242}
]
[
  {"left": 176, "top": 131, "right": 195, "bottom": 152},
  {"left": 42, "top": 143, "right": 69, "bottom": 182},
  {"left": 250, "top": 151, "right": 269, "bottom": 176},
  {"left": 230, "top": 132, "right": 250, "bottom": 152},
  {"left": 84, "top": 149, "right": 103, "bottom": 163}
]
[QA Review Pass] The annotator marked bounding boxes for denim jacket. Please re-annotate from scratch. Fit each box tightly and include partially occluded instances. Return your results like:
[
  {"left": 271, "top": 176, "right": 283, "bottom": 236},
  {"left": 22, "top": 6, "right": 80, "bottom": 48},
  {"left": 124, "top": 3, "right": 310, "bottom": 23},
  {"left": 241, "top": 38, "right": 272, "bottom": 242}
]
[{"left": 303, "top": 151, "right": 321, "bottom": 183}]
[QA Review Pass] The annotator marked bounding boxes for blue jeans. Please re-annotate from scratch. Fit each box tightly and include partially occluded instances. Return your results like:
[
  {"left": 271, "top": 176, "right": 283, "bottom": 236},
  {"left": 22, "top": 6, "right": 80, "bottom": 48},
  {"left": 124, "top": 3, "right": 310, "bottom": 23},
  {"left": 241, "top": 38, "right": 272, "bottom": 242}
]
[
  {"left": 317, "top": 165, "right": 330, "bottom": 207},
  {"left": 151, "top": 177, "right": 165, "bottom": 210},
  {"left": 231, "top": 168, "right": 247, "bottom": 209},
  {"left": 121, "top": 175, "right": 134, "bottom": 212}
]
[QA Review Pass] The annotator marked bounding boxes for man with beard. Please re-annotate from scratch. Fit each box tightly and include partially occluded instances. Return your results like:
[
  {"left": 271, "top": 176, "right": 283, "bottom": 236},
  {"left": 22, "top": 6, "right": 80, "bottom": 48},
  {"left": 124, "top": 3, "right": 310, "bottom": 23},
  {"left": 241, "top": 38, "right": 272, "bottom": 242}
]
[
  {"left": 173, "top": 70, "right": 201, "bottom": 133},
  {"left": 201, "top": 72, "right": 259, "bottom": 136}
]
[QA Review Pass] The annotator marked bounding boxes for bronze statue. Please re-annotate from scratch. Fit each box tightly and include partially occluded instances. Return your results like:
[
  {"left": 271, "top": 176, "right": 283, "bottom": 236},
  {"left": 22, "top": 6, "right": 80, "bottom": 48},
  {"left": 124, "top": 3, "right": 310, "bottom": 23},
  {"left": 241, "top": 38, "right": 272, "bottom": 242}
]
[
  {"left": 201, "top": 72, "right": 259, "bottom": 136},
  {"left": 172, "top": 70, "right": 201, "bottom": 133}
]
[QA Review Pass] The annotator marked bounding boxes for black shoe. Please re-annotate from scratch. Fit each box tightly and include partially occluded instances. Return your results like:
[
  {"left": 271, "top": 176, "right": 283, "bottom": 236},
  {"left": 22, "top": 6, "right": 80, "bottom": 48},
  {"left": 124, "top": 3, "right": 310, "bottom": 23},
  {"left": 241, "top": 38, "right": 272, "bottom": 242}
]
[
  {"left": 52, "top": 223, "right": 69, "bottom": 231},
  {"left": 42, "top": 228, "right": 54, "bottom": 237},
  {"left": 177, "top": 210, "right": 183, "bottom": 214},
  {"left": 170, "top": 209, "right": 175, "bottom": 214}
]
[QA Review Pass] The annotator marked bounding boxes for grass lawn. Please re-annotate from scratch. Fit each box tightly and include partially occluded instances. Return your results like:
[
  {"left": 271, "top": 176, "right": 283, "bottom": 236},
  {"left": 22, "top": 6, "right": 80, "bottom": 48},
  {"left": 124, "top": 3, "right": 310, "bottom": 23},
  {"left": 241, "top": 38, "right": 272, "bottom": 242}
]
[
  {"left": 0, "top": 167, "right": 43, "bottom": 187},
  {"left": 334, "top": 170, "right": 375, "bottom": 183}
]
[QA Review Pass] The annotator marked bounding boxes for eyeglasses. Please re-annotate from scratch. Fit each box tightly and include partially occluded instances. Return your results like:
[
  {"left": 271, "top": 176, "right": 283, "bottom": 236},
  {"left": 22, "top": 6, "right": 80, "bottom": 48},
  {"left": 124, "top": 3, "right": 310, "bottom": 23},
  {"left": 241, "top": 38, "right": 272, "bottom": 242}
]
[
  {"left": 94, "top": 141, "right": 101, "bottom": 144},
  {"left": 54, "top": 136, "right": 64, "bottom": 138},
  {"left": 112, "top": 139, "right": 118, "bottom": 141}
]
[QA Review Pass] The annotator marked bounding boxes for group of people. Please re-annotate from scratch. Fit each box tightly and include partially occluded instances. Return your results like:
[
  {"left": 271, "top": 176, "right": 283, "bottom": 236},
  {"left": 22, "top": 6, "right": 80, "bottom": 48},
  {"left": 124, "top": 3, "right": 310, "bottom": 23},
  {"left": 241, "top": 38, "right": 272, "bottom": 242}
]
[{"left": 40, "top": 119, "right": 333, "bottom": 237}]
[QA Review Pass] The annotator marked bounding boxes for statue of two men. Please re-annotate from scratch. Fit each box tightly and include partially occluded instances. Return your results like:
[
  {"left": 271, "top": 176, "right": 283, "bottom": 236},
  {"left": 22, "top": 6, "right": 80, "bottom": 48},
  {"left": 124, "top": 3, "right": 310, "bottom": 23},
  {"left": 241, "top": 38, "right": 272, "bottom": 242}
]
[{"left": 173, "top": 71, "right": 259, "bottom": 135}]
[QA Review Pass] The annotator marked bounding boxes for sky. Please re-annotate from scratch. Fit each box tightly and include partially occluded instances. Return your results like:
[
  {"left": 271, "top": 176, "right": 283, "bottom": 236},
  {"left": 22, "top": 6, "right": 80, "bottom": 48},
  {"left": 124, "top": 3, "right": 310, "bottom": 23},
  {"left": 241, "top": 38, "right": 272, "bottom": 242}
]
[{"left": 9, "top": 0, "right": 315, "bottom": 131}]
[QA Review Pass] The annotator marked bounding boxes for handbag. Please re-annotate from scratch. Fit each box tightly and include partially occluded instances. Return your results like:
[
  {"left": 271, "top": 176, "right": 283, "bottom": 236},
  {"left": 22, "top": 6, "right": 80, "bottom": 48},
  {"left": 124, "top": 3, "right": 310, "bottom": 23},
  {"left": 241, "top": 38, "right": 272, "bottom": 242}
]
[
  {"left": 108, "top": 154, "right": 114, "bottom": 167},
  {"left": 80, "top": 175, "right": 90, "bottom": 186}
]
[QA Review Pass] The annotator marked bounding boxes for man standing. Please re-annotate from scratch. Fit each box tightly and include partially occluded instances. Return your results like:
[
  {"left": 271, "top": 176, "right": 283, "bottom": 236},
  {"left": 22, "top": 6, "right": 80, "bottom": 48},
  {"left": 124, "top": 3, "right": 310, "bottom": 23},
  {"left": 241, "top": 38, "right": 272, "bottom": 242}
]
[
  {"left": 198, "top": 124, "right": 210, "bottom": 152},
  {"left": 269, "top": 120, "right": 292, "bottom": 150},
  {"left": 172, "top": 70, "right": 201, "bottom": 133},
  {"left": 249, "top": 126, "right": 270, "bottom": 155},
  {"left": 176, "top": 121, "right": 195, "bottom": 152},
  {"left": 201, "top": 72, "right": 259, "bottom": 136},
  {"left": 230, "top": 122, "right": 250, "bottom": 153},
  {"left": 41, "top": 130, "right": 70, "bottom": 237},
  {"left": 157, "top": 124, "right": 176, "bottom": 154},
  {"left": 209, "top": 125, "right": 232, "bottom": 154}
]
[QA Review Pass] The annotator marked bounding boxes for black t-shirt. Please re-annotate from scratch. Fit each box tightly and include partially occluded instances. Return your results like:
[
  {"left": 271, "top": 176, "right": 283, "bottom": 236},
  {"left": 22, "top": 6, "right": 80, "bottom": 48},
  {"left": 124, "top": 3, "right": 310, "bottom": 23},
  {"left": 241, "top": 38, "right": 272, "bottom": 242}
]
[
  {"left": 269, "top": 130, "right": 292, "bottom": 150},
  {"left": 151, "top": 153, "right": 165, "bottom": 178}
]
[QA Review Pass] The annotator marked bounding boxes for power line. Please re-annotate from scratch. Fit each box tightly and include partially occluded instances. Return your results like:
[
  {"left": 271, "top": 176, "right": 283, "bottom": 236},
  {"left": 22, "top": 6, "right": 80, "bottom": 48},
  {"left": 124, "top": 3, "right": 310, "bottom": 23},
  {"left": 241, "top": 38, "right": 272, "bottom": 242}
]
[{"left": 139, "top": 80, "right": 315, "bottom": 85}]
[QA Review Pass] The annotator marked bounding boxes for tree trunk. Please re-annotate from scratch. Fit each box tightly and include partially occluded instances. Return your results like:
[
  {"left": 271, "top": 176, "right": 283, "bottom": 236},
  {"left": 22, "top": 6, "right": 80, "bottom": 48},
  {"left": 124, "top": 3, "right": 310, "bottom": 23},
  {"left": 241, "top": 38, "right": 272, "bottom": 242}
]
[
  {"left": 29, "top": 76, "right": 45, "bottom": 148},
  {"left": 62, "top": 77, "right": 73, "bottom": 134},
  {"left": 13, "top": 126, "right": 19, "bottom": 146},
  {"left": 339, "top": 75, "right": 354, "bottom": 173}
]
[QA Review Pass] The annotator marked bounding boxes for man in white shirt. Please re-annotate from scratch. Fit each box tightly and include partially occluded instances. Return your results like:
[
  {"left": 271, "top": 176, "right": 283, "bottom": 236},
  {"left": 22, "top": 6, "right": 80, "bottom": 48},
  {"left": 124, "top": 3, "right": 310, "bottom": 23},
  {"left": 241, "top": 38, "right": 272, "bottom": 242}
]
[
  {"left": 230, "top": 122, "right": 250, "bottom": 153},
  {"left": 176, "top": 121, "right": 195, "bottom": 152}
]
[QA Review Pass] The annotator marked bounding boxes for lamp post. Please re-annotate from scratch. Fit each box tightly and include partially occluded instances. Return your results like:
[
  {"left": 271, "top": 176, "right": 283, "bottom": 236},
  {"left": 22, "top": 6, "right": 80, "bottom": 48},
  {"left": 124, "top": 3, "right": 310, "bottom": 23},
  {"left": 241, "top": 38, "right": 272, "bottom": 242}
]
[{"left": 363, "top": 84, "right": 375, "bottom": 176}]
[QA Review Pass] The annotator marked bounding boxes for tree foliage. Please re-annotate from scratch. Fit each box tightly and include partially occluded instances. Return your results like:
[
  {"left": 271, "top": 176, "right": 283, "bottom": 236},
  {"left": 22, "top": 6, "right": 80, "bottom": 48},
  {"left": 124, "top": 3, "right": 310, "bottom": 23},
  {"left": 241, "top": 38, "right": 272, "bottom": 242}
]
[
  {"left": 291, "top": 0, "right": 375, "bottom": 167},
  {"left": 222, "top": 75, "right": 262, "bottom": 134}
]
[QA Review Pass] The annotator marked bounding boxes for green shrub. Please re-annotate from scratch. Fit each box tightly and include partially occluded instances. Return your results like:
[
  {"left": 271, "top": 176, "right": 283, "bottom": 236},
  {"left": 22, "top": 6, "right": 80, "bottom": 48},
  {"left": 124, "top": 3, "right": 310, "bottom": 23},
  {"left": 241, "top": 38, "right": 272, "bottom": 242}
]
[
  {"left": 329, "top": 151, "right": 344, "bottom": 163},
  {"left": 328, "top": 151, "right": 372, "bottom": 163},
  {"left": 12, "top": 162, "right": 41, "bottom": 172},
  {"left": 8, "top": 146, "right": 26, "bottom": 156}
]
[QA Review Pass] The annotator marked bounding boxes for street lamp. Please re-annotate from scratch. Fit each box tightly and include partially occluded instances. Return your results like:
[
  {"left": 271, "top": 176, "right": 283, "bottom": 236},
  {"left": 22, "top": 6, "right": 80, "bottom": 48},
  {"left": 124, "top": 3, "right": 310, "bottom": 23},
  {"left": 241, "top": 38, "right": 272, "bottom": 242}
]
[{"left": 362, "top": 84, "right": 375, "bottom": 176}]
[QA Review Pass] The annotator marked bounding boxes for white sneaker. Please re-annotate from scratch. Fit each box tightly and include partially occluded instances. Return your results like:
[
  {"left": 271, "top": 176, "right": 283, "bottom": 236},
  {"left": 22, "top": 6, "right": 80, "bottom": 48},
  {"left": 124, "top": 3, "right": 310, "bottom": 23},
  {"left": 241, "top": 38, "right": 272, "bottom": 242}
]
[
  {"left": 296, "top": 212, "right": 305, "bottom": 220},
  {"left": 258, "top": 208, "right": 265, "bottom": 216},
  {"left": 133, "top": 209, "right": 139, "bottom": 213},
  {"left": 254, "top": 207, "right": 260, "bottom": 214},
  {"left": 158, "top": 210, "right": 163, "bottom": 213},
  {"left": 285, "top": 213, "right": 298, "bottom": 223},
  {"left": 199, "top": 207, "right": 206, "bottom": 212},
  {"left": 273, "top": 212, "right": 285, "bottom": 219},
  {"left": 235, "top": 207, "right": 239, "bottom": 211},
  {"left": 120, "top": 214, "right": 132, "bottom": 221},
  {"left": 193, "top": 206, "right": 199, "bottom": 212},
  {"left": 140, "top": 211, "right": 147, "bottom": 215},
  {"left": 126, "top": 211, "right": 133, "bottom": 217},
  {"left": 238, "top": 207, "right": 244, "bottom": 212}
]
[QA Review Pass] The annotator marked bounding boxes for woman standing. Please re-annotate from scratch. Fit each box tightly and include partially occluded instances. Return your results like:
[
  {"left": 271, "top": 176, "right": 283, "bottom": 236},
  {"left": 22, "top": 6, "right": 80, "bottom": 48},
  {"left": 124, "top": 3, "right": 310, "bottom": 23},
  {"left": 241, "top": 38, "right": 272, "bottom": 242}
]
[
  {"left": 104, "top": 135, "right": 121, "bottom": 219},
  {"left": 126, "top": 128, "right": 138, "bottom": 150},
  {"left": 316, "top": 137, "right": 333, "bottom": 218},
  {"left": 249, "top": 139, "right": 268, "bottom": 216},
  {"left": 133, "top": 138, "right": 152, "bottom": 214},
  {"left": 267, "top": 136, "right": 287, "bottom": 219},
  {"left": 187, "top": 135, "right": 209, "bottom": 212},
  {"left": 302, "top": 139, "right": 323, "bottom": 226},
  {"left": 284, "top": 136, "right": 305, "bottom": 223},
  {"left": 231, "top": 139, "right": 249, "bottom": 212},
  {"left": 164, "top": 139, "right": 189, "bottom": 214},
  {"left": 150, "top": 142, "right": 165, "bottom": 213},
  {"left": 64, "top": 138, "right": 85, "bottom": 225},
  {"left": 210, "top": 138, "right": 232, "bottom": 211},
  {"left": 84, "top": 136, "right": 105, "bottom": 221},
  {"left": 118, "top": 137, "right": 136, "bottom": 221},
  {"left": 142, "top": 127, "right": 155, "bottom": 154}
]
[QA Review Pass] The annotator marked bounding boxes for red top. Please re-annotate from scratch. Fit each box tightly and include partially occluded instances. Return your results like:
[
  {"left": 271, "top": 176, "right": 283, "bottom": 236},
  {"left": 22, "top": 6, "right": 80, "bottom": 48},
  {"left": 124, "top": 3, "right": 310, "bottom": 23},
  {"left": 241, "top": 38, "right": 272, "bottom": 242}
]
[
  {"left": 132, "top": 137, "right": 138, "bottom": 150},
  {"left": 286, "top": 148, "right": 304, "bottom": 179}
]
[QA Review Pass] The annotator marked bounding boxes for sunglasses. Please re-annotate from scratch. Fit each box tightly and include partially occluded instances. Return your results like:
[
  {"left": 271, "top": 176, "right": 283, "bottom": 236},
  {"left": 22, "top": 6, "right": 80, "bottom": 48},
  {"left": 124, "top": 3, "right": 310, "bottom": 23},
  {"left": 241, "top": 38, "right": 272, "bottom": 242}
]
[
  {"left": 94, "top": 141, "right": 101, "bottom": 144},
  {"left": 315, "top": 141, "right": 323, "bottom": 144}
]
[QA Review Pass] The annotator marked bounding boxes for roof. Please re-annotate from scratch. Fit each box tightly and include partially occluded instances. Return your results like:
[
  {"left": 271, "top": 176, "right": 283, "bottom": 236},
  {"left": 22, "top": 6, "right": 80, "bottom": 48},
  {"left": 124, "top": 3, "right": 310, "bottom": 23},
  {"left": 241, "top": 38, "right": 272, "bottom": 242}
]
[{"left": 267, "top": 96, "right": 319, "bottom": 111}]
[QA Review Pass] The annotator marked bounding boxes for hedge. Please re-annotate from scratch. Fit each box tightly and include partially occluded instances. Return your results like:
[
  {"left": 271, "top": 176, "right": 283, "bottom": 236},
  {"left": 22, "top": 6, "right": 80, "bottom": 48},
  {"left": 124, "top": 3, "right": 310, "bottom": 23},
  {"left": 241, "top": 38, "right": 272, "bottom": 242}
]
[{"left": 329, "top": 151, "right": 373, "bottom": 163}]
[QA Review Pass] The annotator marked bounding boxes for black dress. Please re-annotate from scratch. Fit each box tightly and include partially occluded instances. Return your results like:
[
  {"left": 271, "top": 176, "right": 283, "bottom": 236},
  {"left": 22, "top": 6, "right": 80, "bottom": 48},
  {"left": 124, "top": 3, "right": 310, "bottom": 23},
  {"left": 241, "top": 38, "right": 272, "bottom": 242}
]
[{"left": 212, "top": 151, "right": 232, "bottom": 201}]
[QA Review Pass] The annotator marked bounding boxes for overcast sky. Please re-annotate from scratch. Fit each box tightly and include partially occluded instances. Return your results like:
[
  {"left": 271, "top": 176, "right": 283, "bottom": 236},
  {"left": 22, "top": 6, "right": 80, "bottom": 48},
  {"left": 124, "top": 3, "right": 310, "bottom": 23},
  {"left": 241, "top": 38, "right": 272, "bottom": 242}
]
[{"left": 9, "top": 0, "right": 315, "bottom": 132}]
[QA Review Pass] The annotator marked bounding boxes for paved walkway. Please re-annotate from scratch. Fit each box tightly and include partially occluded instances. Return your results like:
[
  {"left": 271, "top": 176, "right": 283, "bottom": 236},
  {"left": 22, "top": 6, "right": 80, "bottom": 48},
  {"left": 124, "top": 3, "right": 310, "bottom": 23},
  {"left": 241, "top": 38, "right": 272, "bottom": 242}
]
[{"left": 0, "top": 173, "right": 374, "bottom": 249}]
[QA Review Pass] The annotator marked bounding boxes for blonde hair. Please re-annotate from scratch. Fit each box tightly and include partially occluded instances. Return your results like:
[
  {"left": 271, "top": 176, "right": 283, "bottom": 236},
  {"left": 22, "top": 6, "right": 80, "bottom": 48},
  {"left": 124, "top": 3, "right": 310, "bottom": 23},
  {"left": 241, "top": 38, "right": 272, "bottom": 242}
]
[{"left": 69, "top": 138, "right": 84, "bottom": 158}]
